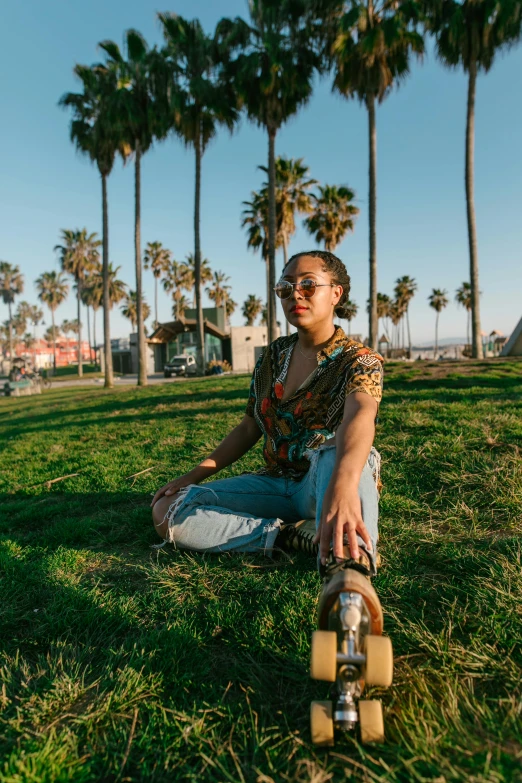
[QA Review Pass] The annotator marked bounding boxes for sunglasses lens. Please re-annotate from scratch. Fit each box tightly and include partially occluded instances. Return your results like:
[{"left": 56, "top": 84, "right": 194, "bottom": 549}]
[
  {"left": 275, "top": 283, "right": 292, "bottom": 299},
  {"left": 299, "top": 280, "right": 316, "bottom": 297}
]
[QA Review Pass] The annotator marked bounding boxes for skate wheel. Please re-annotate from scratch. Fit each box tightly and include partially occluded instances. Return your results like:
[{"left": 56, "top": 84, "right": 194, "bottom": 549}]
[
  {"left": 310, "top": 630, "right": 337, "bottom": 682},
  {"left": 310, "top": 700, "right": 334, "bottom": 746},
  {"left": 359, "top": 699, "right": 384, "bottom": 743},
  {"left": 364, "top": 635, "right": 393, "bottom": 687}
]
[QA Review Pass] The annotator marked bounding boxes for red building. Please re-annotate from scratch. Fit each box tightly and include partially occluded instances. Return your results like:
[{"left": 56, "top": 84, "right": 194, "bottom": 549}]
[{"left": 12, "top": 338, "right": 92, "bottom": 368}]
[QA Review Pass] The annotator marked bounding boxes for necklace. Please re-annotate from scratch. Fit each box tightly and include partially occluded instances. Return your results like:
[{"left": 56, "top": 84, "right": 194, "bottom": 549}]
[{"left": 297, "top": 341, "right": 317, "bottom": 361}]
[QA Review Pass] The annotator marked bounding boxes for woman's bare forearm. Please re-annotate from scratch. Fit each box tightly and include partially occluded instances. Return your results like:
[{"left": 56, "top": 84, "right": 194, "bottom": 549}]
[
  {"left": 332, "top": 394, "right": 377, "bottom": 489},
  {"left": 189, "top": 415, "right": 262, "bottom": 482}
]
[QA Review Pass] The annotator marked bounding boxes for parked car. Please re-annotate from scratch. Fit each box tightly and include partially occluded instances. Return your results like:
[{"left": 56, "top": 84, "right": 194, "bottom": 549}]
[{"left": 164, "top": 354, "right": 197, "bottom": 378}]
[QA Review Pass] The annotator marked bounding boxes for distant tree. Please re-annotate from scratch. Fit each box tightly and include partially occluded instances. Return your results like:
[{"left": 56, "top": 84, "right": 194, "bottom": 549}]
[
  {"left": 242, "top": 294, "right": 263, "bottom": 326},
  {"left": 35, "top": 271, "right": 69, "bottom": 370},
  {"left": 99, "top": 30, "right": 161, "bottom": 386},
  {"left": 304, "top": 185, "right": 359, "bottom": 251},
  {"left": 55, "top": 228, "right": 100, "bottom": 377},
  {"left": 342, "top": 299, "right": 358, "bottom": 337},
  {"left": 121, "top": 291, "right": 151, "bottom": 331},
  {"left": 428, "top": 288, "right": 449, "bottom": 358},
  {"left": 184, "top": 254, "right": 213, "bottom": 309},
  {"left": 23, "top": 332, "right": 35, "bottom": 356},
  {"left": 88, "top": 264, "right": 127, "bottom": 310},
  {"left": 60, "top": 62, "right": 129, "bottom": 388},
  {"left": 377, "top": 293, "right": 392, "bottom": 341},
  {"left": 144, "top": 241, "right": 172, "bottom": 326},
  {"left": 427, "top": 0, "right": 521, "bottom": 358},
  {"left": 330, "top": 0, "right": 424, "bottom": 348},
  {"left": 455, "top": 281, "right": 472, "bottom": 348},
  {"left": 219, "top": 0, "right": 321, "bottom": 342},
  {"left": 163, "top": 260, "right": 192, "bottom": 320},
  {"left": 171, "top": 295, "right": 190, "bottom": 319},
  {"left": 160, "top": 13, "right": 240, "bottom": 374},
  {"left": 44, "top": 325, "right": 62, "bottom": 346},
  {"left": 0, "top": 261, "right": 24, "bottom": 362},
  {"left": 394, "top": 275, "right": 417, "bottom": 354},
  {"left": 260, "top": 306, "right": 268, "bottom": 327},
  {"left": 61, "top": 319, "right": 75, "bottom": 364}
]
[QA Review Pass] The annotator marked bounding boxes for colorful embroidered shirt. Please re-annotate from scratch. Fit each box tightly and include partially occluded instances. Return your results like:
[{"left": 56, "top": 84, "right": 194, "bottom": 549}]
[{"left": 245, "top": 327, "right": 383, "bottom": 479}]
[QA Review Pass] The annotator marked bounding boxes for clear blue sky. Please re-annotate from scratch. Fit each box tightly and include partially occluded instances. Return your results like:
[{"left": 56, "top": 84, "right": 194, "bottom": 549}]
[{"left": 1, "top": 0, "right": 521, "bottom": 344}]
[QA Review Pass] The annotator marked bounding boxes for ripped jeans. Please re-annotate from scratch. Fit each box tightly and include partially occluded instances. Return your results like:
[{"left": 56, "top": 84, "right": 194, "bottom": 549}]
[{"left": 161, "top": 445, "right": 380, "bottom": 571}]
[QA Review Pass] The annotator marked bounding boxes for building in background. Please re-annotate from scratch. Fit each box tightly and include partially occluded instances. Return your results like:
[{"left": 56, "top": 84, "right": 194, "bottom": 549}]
[{"left": 148, "top": 307, "right": 275, "bottom": 373}]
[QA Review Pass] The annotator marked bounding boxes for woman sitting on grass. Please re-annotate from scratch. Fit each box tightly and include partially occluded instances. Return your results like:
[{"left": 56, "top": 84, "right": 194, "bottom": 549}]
[{"left": 151, "top": 250, "right": 383, "bottom": 570}]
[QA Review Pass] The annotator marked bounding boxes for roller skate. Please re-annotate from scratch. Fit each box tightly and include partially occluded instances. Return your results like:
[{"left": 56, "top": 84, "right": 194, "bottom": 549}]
[{"left": 310, "top": 550, "right": 393, "bottom": 746}]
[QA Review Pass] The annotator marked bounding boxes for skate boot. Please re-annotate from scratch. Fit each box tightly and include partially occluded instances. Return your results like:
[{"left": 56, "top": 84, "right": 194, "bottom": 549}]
[
  {"left": 275, "top": 519, "right": 318, "bottom": 557},
  {"left": 310, "top": 550, "right": 393, "bottom": 746}
]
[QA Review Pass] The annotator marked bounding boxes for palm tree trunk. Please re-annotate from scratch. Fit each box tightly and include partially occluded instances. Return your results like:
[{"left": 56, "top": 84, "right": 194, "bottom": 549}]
[
  {"left": 267, "top": 127, "right": 278, "bottom": 345},
  {"left": 194, "top": 130, "right": 205, "bottom": 375},
  {"left": 155, "top": 276, "right": 159, "bottom": 326},
  {"left": 347, "top": 317, "right": 352, "bottom": 338},
  {"left": 7, "top": 301, "right": 13, "bottom": 365},
  {"left": 51, "top": 309, "right": 57, "bottom": 371},
  {"left": 85, "top": 304, "right": 92, "bottom": 364},
  {"left": 466, "top": 59, "right": 483, "bottom": 359},
  {"left": 435, "top": 312, "right": 439, "bottom": 358},
  {"left": 407, "top": 308, "right": 412, "bottom": 358},
  {"left": 77, "top": 281, "right": 83, "bottom": 377},
  {"left": 367, "top": 93, "right": 378, "bottom": 350},
  {"left": 282, "top": 235, "right": 290, "bottom": 336},
  {"left": 467, "top": 309, "right": 470, "bottom": 349},
  {"left": 135, "top": 142, "right": 148, "bottom": 386},
  {"left": 93, "top": 309, "right": 97, "bottom": 368},
  {"left": 101, "top": 173, "right": 114, "bottom": 388},
  {"left": 33, "top": 321, "right": 37, "bottom": 368}
]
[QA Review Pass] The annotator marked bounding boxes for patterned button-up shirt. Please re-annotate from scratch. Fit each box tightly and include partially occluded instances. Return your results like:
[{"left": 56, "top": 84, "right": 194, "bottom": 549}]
[{"left": 245, "top": 327, "right": 383, "bottom": 479}]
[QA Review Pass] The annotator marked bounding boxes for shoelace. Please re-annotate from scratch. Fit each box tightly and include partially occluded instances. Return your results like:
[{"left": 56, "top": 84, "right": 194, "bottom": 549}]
[
  {"left": 319, "top": 554, "right": 371, "bottom": 581},
  {"left": 276, "top": 525, "right": 318, "bottom": 557}
]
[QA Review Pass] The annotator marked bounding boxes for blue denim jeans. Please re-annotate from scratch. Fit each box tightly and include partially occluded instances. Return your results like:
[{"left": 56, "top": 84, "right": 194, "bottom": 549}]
[{"left": 162, "top": 445, "right": 380, "bottom": 569}]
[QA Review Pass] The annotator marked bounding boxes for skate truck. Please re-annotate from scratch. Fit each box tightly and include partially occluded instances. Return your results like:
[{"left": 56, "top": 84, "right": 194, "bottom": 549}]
[{"left": 309, "top": 563, "right": 393, "bottom": 745}]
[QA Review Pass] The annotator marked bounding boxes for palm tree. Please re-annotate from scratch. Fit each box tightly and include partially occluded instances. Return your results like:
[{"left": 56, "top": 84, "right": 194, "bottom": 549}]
[
  {"left": 159, "top": 15, "right": 240, "bottom": 374},
  {"left": 428, "top": 288, "right": 449, "bottom": 358},
  {"left": 331, "top": 0, "right": 424, "bottom": 349},
  {"left": 23, "top": 332, "right": 35, "bottom": 357},
  {"left": 206, "top": 270, "right": 232, "bottom": 315},
  {"left": 427, "top": 0, "right": 521, "bottom": 358},
  {"left": 61, "top": 319, "right": 75, "bottom": 364},
  {"left": 82, "top": 278, "right": 103, "bottom": 366},
  {"left": 171, "top": 295, "right": 190, "bottom": 319},
  {"left": 44, "top": 326, "right": 61, "bottom": 350},
  {"left": 304, "top": 185, "right": 360, "bottom": 251},
  {"left": 89, "top": 264, "right": 127, "bottom": 311},
  {"left": 218, "top": 1, "right": 322, "bottom": 344},
  {"left": 258, "top": 156, "right": 316, "bottom": 335},
  {"left": 242, "top": 294, "right": 263, "bottom": 326},
  {"left": 121, "top": 291, "right": 151, "bottom": 331},
  {"left": 162, "top": 260, "right": 192, "bottom": 320},
  {"left": 99, "top": 31, "right": 161, "bottom": 386},
  {"left": 242, "top": 189, "right": 283, "bottom": 310},
  {"left": 377, "top": 293, "right": 391, "bottom": 341},
  {"left": 143, "top": 241, "right": 172, "bottom": 326},
  {"left": 0, "top": 262, "right": 24, "bottom": 364},
  {"left": 259, "top": 156, "right": 317, "bottom": 268},
  {"left": 25, "top": 304, "right": 44, "bottom": 366},
  {"left": 184, "top": 254, "right": 213, "bottom": 308},
  {"left": 55, "top": 228, "right": 100, "bottom": 377},
  {"left": 60, "top": 63, "right": 128, "bottom": 388},
  {"left": 35, "top": 271, "right": 69, "bottom": 370},
  {"left": 343, "top": 299, "right": 358, "bottom": 337},
  {"left": 260, "top": 306, "right": 268, "bottom": 327},
  {"left": 455, "top": 281, "right": 472, "bottom": 348},
  {"left": 394, "top": 275, "right": 417, "bottom": 356}
]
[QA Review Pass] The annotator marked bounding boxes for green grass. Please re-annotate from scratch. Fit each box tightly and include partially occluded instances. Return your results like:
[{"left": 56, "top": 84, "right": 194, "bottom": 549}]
[{"left": 1, "top": 360, "right": 521, "bottom": 782}]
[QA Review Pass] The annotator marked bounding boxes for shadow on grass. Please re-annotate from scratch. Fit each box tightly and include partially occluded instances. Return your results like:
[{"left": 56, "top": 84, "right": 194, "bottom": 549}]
[{"left": 1, "top": 386, "right": 250, "bottom": 440}]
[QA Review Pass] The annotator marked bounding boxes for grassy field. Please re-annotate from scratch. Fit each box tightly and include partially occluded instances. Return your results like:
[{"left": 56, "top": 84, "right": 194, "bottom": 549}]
[{"left": 1, "top": 359, "right": 521, "bottom": 782}]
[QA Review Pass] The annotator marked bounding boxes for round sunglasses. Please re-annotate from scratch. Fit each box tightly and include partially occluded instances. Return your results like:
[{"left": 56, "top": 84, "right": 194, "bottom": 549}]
[{"left": 274, "top": 278, "right": 336, "bottom": 300}]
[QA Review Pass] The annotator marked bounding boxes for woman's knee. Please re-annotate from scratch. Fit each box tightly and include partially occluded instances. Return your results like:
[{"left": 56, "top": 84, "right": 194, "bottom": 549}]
[{"left": 152, "top": 494, "right": 177, "bottom": 540}]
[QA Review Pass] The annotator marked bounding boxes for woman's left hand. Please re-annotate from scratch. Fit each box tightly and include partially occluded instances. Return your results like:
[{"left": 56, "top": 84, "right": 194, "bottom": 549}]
[{"left": 313, "top": 481, "right": 372, "bottom": 565}]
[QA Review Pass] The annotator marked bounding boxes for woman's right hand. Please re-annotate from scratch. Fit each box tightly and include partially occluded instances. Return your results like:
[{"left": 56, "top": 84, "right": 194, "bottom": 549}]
[{"left": 150, "top": 470, "right": 201, "bottom": 507}]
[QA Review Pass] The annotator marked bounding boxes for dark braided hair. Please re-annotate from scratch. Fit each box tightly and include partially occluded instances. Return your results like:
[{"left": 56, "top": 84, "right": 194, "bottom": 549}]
[{"left": 284, "top": 250, "right": 351, "bottom": 319}]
